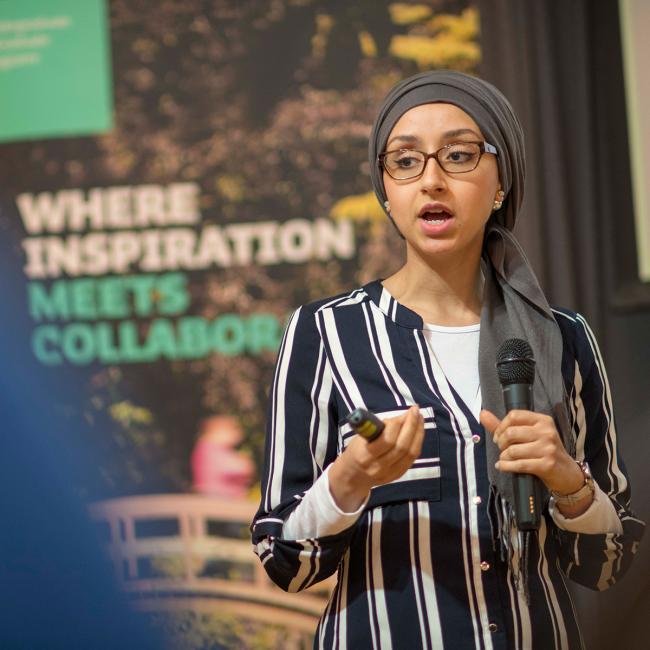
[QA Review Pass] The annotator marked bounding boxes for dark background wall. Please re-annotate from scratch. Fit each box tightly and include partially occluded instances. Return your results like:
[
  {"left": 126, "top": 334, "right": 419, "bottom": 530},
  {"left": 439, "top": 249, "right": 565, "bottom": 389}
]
[{"left": 479, "top": 1, "right": 649, "bottom": 648}]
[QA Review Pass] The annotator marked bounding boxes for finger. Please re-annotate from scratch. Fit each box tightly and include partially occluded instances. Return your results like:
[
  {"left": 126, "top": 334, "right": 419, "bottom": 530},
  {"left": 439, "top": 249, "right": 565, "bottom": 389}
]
[
  {"left": 494, "top": 458, "right": 549, "bottom": 476},
  {"left": 379, "top": 406, "right": 421, "bottom": 465},
  {"left": 490, "top": 409, "right": 539, "bottom": 442},
  {"left": 373, "top": 408, "right": 426, "bottom": 484},
  {"left": 498, "top": 440, "right": 546, "bottom": 462},
  {"left": 479, "top": 409, "right": 501, "bottom": 435},
  {"left": 499, "top": 409, "right": 542, "bottom": 429},
  {"left": 392, "top": 405, "right": 421, "bottom": 455},
  {"left": 367, "top": 412, "right": 407, "bottom": 454},
  {"left": 495, "top": 425, "right": 539, "bottom": 450},
  {"left": 408, "top": 412, "right": 425, "bottom": 458}
]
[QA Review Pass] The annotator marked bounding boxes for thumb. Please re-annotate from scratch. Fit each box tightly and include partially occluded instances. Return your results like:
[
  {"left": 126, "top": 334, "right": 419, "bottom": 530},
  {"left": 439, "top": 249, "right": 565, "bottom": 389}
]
[{"left": 479, "top": 409, "right": 500, "bottom": 435}]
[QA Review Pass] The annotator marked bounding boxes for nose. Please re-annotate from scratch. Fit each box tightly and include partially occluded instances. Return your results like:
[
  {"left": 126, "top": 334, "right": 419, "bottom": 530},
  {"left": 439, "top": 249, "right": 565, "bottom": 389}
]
[{"left": 419, "top": 155, "right": 448, "bottom": 193}]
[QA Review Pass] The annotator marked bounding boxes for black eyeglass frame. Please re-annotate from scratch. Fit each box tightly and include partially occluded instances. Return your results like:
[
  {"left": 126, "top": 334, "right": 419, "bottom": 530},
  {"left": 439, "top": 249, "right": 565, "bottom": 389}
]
[{"left": 378, "top": 141, "right": 498, "bottom": 180}]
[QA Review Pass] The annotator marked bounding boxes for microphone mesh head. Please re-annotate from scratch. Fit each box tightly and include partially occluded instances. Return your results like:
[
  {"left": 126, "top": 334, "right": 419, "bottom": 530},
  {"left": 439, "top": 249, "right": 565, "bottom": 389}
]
[{"left": 496, "top": 338, "right": 535, "bottom": 386}]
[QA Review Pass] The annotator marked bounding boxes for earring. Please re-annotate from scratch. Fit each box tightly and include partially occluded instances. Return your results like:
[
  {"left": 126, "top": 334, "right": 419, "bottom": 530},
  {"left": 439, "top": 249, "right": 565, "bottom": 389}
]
[
  {"left": 493, "top": 190, "right": 505, "bottom": 211},
  {"left": 384, "top": 200, "right": 391, "bottom": 212}
]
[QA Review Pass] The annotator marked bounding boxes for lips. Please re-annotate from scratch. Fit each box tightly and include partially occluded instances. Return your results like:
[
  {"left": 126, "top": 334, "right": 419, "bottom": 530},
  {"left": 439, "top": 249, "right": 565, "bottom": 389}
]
[{"left": 416, "top": 202, "right": 455, "bottom": 236}]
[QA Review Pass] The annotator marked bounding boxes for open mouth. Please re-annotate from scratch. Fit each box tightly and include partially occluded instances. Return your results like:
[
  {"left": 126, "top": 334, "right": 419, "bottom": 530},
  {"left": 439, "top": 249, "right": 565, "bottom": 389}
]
[{"left": 420, "top": 210, "right": 452, "bottom": 224}]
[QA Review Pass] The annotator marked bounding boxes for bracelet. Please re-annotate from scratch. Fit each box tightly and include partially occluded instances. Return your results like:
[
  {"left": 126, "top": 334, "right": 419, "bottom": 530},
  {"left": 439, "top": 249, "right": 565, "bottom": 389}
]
[{"left": 550, "top": 460, "right": 595, "bottom": 506}]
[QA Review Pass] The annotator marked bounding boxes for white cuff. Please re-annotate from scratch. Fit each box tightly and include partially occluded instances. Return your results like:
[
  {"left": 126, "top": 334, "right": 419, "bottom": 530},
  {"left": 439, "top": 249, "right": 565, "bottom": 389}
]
[
  {"left": 282, "top": 464, "right": 369, "bottom": 540},
  {"left": 550, "top": 481, "right": 623, "bottom": 535}
]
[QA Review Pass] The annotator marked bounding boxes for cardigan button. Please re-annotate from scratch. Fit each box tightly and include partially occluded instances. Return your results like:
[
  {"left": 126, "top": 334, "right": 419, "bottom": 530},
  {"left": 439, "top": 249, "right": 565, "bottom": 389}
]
[
  {"left": 488, "top": 623, "right": 498, "bottom": 633},
  {"left": 473, "top": 496, "right": 482, "bottom": 505},
  {"left": 472, "top": 434, "right": 481, "bottom": 444},
  {"left": 480, "top": 561, "right": 490, "bottom": 571}
]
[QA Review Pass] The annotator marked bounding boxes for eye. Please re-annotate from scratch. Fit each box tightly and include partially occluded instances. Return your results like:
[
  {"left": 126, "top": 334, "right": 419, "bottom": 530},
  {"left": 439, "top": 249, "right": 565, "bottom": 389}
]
[
  {"left": 389, "top": 150, "right": 424, "bottom": 168},
  {"left": 442, "top": 143, "right": 479, "bottom": 165},
  {"left": 396, "top": 156, "right": 418, "bottom": 168}
]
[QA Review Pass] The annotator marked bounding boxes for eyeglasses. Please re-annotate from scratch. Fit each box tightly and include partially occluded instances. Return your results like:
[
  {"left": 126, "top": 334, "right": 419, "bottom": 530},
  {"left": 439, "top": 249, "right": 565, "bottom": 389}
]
[{"left": 378, "top": 141, "right": 498, "bottom": 180}]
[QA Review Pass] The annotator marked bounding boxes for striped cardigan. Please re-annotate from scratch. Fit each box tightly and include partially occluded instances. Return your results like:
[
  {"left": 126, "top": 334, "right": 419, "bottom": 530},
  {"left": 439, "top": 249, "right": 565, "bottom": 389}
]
[{"left": 251, "top": 280, "right": 644, "bottom": 650}]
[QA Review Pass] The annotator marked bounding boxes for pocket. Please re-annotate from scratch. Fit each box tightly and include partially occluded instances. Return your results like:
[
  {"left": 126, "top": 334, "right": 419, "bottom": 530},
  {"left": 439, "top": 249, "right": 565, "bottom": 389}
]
[{"left": 337, "top": 405, "right": 441, "bottom": 507}]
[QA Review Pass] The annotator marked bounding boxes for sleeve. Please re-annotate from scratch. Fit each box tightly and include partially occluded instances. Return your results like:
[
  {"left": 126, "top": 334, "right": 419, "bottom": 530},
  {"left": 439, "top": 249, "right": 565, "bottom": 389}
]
[
  {"left": 250, "top": 305, "right": 358, "bottom": 592},
  {"left": 554, "top": 313, "right": 645, "bottom": 590},
  {"left": 550, "top": 481, "right": 623, "bottom": 534},
  {"left": 283, "top": 464, "right": 368, "bottom": 540}
]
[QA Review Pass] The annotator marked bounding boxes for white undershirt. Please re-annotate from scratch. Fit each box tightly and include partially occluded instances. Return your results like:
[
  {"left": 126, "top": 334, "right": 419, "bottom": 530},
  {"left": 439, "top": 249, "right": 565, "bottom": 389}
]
[{"left": 423, "top": 322, "right": 481, "bottom": 418}]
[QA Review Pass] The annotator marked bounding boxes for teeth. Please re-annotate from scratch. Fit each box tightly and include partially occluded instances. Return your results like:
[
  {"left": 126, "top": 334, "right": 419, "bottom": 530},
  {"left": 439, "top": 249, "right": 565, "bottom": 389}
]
[{"left": 422, "top": 210, "right": 448, "bottom": 222}]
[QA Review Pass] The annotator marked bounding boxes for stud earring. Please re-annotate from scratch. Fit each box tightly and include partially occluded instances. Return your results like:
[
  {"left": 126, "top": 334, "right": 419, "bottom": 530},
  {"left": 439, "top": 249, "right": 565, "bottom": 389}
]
[
  {"left": 493, "top": 190, "right": 505, "bottom": 211},
  {"left": 383, "top": 200, "right": 391, "bottom": 212}
]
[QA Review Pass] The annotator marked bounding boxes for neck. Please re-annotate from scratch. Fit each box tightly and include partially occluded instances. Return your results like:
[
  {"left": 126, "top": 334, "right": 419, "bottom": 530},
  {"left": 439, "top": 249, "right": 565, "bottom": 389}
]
[{"left": 383, "top": 246, "right": 483, "bottom": 326}]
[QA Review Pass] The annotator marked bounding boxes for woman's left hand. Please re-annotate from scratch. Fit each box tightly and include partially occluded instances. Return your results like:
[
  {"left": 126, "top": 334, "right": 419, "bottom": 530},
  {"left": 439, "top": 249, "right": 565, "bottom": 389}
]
[{"left": 479, "top": 409, "right": 584, "bottom": 496}]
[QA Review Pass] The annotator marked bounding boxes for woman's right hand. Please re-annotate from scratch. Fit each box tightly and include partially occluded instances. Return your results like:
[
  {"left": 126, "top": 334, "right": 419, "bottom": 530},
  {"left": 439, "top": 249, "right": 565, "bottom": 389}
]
[{"left": 328, "top": 405, "right": 425, "bottom": 512}]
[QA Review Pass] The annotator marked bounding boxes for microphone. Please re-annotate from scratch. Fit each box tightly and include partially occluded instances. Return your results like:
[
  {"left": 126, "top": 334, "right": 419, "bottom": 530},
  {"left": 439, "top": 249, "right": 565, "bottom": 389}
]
[{"left": 496, "top": 338, "right": 542, "bottom": 531}]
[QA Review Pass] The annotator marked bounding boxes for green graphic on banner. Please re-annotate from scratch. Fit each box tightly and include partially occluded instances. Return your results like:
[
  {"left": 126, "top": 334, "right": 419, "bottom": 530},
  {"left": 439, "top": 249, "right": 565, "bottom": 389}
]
[{"left": 0, "top": 0, "right": 112, "bottom": 142}]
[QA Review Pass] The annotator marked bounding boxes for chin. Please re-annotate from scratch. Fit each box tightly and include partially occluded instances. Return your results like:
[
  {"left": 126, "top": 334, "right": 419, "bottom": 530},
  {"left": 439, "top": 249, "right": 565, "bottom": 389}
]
[
  {"left": 411, "top": 239, "right": 457, "bottom": 260},
  {"left": 411, "top": 235, "right": 481, "bottom": 263}
]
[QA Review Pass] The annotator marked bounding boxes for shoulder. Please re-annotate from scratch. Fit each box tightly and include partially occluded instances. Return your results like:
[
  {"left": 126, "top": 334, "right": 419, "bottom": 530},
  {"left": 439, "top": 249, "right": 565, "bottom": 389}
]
[
  {"left": 283, "top": 286, "right": 372, "bottom": 346},
  {"left": 551, "top": 307, "right": 603, "bottom": 376},
  {"left": 551, "top": 307, "right": 581, "bottom": 347},
  {"left": 551, "top": 307, "right": 594, "bottom": 347},
  {"left": 294, "top": 286, "right": 372, "bottom": 320}
]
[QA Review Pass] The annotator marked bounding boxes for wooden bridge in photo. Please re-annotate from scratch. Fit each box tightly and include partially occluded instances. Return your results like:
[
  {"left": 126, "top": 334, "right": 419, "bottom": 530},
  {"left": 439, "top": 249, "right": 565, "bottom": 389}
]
[{"left": 89, "top": 494, "right": 334, "bottom": 643}]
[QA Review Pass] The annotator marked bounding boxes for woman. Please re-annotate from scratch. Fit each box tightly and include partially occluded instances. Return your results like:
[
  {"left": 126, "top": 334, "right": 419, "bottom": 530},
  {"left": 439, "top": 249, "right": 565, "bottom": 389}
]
[{"left": 251, "top": 71, "right": 644, "bottom": 650}]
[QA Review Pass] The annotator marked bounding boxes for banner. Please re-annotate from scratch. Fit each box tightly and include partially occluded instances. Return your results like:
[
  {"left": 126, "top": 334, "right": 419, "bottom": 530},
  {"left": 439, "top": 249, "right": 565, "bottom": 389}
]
[{"left": 0, "top": 1, "right": 479, "bottom": 646}]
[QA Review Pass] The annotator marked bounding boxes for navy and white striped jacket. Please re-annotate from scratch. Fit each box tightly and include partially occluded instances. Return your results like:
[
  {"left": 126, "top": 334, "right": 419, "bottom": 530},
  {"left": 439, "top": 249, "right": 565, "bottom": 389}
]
[{"left": 252, "top": 280, "right": 644, "bottom": 650}]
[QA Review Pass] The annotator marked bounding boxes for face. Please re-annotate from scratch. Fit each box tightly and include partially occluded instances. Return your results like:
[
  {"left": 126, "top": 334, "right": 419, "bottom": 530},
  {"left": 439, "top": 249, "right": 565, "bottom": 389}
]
[{"left": 382, "top": 102, "right": 501, "bottom": 264}]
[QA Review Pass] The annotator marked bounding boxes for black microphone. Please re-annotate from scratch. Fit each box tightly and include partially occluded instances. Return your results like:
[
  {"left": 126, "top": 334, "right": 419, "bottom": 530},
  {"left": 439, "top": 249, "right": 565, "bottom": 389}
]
[{"left": 496, "top": 338, "right": 542, "bottom": 531}]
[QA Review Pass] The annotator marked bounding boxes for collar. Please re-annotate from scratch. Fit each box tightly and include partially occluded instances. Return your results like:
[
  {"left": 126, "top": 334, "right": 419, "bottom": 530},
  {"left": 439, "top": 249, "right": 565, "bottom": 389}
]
[{"left": 362, "top": 279, "right": 424, "bottom": 329}]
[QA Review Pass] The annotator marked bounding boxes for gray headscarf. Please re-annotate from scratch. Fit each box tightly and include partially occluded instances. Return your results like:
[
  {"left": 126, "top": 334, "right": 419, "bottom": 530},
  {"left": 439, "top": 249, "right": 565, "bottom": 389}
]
[{"left": 368, "top": 70, "right": 573, "bottom": 552}]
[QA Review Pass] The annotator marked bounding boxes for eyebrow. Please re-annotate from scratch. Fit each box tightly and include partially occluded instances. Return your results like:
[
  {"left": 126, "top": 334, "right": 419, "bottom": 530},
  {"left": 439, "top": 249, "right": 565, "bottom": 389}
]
[{"left": 386, "top": 128, "right": 482, "bottom": 149}]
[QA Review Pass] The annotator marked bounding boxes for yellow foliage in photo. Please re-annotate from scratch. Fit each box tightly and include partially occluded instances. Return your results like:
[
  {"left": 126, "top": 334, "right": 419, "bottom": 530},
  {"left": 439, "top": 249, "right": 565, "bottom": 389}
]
[
  {"left": 215, "top": 175, "right": 245, "bottom": 202},
  {"left": 359, "top": 30, "right": 378, "bottom": 58},
  {"left": 312, "top": 13, "right": 334, "bottom": 60},
  {"left": 110, "top": 400, "right": 154, "bottom": 425},
  {"left": 330, "top": 191, "right": 385, "bottom": 223},
  {"left": 389, "top": 3, "right": 433, "bottom": 25},
  {"left": 428, "top": 7, "right": 479, "bottom": 41},
  {"left": 390, "top": 34, "right": 480, "bottom": 69},
  {"left": 389, "top": 8, "right": 480, "bottom": 69}
]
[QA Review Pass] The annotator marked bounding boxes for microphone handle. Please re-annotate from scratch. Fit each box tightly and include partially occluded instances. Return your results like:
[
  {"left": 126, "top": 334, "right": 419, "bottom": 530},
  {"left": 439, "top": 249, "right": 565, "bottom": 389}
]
[{"left": 502, "top": 383, "right": 542, "bottom": 531}]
